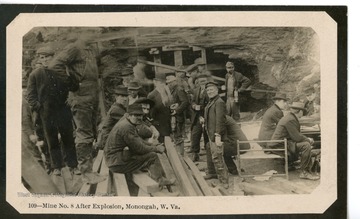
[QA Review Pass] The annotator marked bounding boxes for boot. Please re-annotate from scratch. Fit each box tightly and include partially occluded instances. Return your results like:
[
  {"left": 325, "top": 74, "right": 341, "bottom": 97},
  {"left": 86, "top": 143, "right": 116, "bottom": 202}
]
[
  {"left": 158, "top": 177, "right": 176, "bottom": 187},
  {"left": 82, "top": 172, "right": 107, "bottom": 184},
  {"left": 192, "top": 153, "right": 200, "bottom": 162}
]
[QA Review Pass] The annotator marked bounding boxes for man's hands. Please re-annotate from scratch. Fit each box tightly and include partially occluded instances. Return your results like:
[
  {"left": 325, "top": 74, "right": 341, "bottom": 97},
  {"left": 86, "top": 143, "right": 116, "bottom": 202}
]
[
  {"left": 156, "top": 143, "right": 165, "bottom": 153},
  {"left": 308, "top": 137, "right": 315, "bottom": 145},
  {"left": 29, "top": 134, "right": 37, "bottom": 144}
]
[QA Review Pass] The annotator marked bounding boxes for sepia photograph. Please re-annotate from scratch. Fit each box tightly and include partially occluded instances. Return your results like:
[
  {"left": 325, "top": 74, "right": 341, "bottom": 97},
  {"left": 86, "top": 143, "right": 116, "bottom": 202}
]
[{"left": 4, "top": 8, "right": 342, "bottom": 215}]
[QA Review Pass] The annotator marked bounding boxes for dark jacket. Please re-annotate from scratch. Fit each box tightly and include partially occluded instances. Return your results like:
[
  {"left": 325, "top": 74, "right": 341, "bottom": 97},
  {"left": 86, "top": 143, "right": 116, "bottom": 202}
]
[
  {"left": 27, "top": 67, "right": 78, "bottom": 112},
  {"left": 258, "top": 104, "right": 284, "bottom": 142},
  {"left": 170, "top": 84, "right": 189, "bottom": 123},
  {"left": 190, "top": 86, "right": 209, "bottom": 128},
  {"left": 104, "top": 118, "right": 158, "bottom": 168},
  {"left": 204, "top": 95, "right": 227, "bottom": 142},
  {"left": 148, "top": 89, "right": 171, "bottom": 136},
  {"left": 269, "top": 112, "right": 310, "bottom": 153},
  {"left": 100, "top": 102, "right": 127, "bottom": 148},
  {"left": 225, "top": 71, "right": 251, "bottom": 97}
]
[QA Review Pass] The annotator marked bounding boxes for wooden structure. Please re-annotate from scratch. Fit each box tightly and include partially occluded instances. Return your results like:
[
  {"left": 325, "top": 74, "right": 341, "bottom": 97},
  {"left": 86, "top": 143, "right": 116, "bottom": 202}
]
[{"left": 237, "top": 139, "right": 289, "bottom": 180}]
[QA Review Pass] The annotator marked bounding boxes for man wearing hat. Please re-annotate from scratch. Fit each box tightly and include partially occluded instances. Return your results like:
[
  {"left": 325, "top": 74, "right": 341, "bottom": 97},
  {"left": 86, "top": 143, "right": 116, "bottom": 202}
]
[
  {"left": 189, "top": 74, "right": 210, "bottom": 161},
  {"left": 47, "top": 39, "right": 106, "bottom": 184},
  {"left": 104, "top": 104, "right": 175, "bottom": 187},
  {"left": 224, "top": 61, "right": 251, "bottom": 121},
  {"left": 165, "top": 72, "right": 190, "bottom": 155},
  {"left": 303, "top": 87, "right": 317, "bottom": 116},
  {"left": 133, "top": 97, "right": 159, "bottom": 142},
  {"left": 269, "top": 102, "right": 319, "bottom": 180},
  {"left": 258, "top": 92, "right": 289, "bottom": 148},
  {"left": 97, "top": 85, "right": 129, "bottom": 150},
  {"left": 189, "top": 58, "right": 208, "bottom": 89},
  {"left": 203, "top": 81, "right": 229, "bottom": 188},
  {"left": 27, "top": 46, "right": 80, "bottom": 176},
  {"left": 147, "top": 74, "right": 172, "bottom": 143},
  {"left": 127, "top": 81, "right": 147, "bottom": 106}
]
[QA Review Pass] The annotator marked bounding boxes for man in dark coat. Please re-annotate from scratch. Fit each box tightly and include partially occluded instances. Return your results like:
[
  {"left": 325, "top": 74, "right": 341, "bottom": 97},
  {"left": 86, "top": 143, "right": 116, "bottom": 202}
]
[
  {"left": 204, "top": 81, "right": 229, "bottom": 188},
  {"left": 98, "top": 85, "right": 128, "bottom": 149},
  {"left": 224, "top": 61, "right": 251, "bottom": 121},
  {"left": 303, "top": 87, "right": 317, "bottom": 116},
  {"left": 147, "top": 74, "right": 172, "bottom": 143},
  {"left": 269, "top": 102, "right": 319, "bottom": 180},
  {"left": 189, "top": 74, "right": 210, "bottom": 161},
  {"left": 104, "top": 104, "right": 175, "bottom": 186},
  {"left": 258, "top": 92, "right": 288, "bottom": 148},
  {"left": 166, "top": 72, "right": 190, "bottom": 156},
  {"left": 27, "top": 46, "right": 79, "bottom": 176}
]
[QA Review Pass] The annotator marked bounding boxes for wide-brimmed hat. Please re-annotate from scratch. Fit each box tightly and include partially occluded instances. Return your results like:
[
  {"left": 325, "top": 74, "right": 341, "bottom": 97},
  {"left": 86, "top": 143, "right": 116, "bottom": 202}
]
[
  {"left": 36, "top": 47, "right": 55, "bottom": 56},
  {"left": 128, "top": 104, "right": 144, "bottom": 115},
  {"left": 205, "top": 81, "right": 219, "bottom": 89},
  {"left": 194, "top": 58, "right": 205, "bottom": 65},
  {"left": 113, "top": 85, "right": 128, "bottom": 96},
  {"left": 128, "top": 81, "right": 141, "bottom": 90},
  {"left": 165, "top": 72, "right": 177, "bottom": 83},
  {"left": 134, "top": 97, "right": 155, "bottom": 108},
  {"left": 289, "top": 102, "right": 306, "bottom": 111},
  {"left": 272, "top": 92, "right": 289, "bottom": 101}
]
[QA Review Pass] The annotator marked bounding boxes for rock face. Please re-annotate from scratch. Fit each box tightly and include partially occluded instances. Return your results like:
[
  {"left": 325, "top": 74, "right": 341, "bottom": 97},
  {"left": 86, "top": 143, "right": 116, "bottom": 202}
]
[{"left": 23, "top": 27, "right": 320, "bottom": 111}]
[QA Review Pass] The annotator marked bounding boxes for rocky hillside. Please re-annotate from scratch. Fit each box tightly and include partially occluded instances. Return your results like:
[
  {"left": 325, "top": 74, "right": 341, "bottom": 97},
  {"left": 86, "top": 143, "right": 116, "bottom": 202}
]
[{"left": 23, "top": 27, "right": 320, "bottom": 111}]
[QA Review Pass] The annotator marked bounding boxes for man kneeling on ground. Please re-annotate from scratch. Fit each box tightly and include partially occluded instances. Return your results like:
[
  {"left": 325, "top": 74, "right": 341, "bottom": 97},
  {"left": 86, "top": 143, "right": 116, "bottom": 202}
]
[{"left": 104, "top": 104, "right": 175, "bottom": 187}]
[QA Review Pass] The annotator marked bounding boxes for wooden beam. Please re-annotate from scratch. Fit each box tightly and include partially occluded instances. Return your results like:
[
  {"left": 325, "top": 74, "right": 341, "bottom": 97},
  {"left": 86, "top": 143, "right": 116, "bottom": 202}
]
[
  {"left": 50, "top": 174, "right": 66, "bottom": 194},
  {"left": 78, "top": 150, "right": 104, "bottom": 195},
  {"left": 174, "top": 50, "right": 183, "bottom": 66},
  {"left": 157, "top": 153, "right": 180, "bottom": 193},
  {"left": 95, "top": 159, "right": 110, "bottom": 196},
  {"left": 210, "top": 188, "right": 222, "bottom": 196},
  {"left": 179, "top": 157, "right": 203, "bottom": 196},
  {"left": 164, "top": 137, "right": 198, "bottom": 196},
  {"left": 132, "top": 171, "right": 160, "bottom": 194},
  {"left": 162, "top": 45, "right": 190, "bottom": 51},
  {"left": 183, "top": 156, "right": 213, "bottom": 196},
  {"left": 113, "top": 173, "right": 130, "bottom": 196},
  {"left": 21, "top": 146, "right": 60, "bottom": 194}
]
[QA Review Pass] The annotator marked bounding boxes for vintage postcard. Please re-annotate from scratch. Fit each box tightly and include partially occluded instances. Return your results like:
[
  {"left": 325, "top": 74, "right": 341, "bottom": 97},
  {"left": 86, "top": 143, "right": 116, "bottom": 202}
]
[{"left": 5, "top": 9, "right": 340, "bottom": 215}]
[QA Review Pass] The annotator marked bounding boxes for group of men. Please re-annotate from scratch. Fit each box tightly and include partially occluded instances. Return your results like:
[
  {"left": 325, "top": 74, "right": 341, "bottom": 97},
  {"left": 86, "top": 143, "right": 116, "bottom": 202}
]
[
  {"left": 258, "top": 89, "right": 320, "bottom": 180},
  {"left": 23, "top": 40, "right": 320, "bottom": 192}
]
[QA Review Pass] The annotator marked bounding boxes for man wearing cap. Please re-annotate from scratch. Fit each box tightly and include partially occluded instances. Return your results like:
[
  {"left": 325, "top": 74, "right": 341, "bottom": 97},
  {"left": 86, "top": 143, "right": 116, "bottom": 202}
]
[
  {"left": 269, "top": 102, "right": 319, "bottom": 180},
  {"left": 97, "top": 85, "right": 129, "bottom": 150},
  {"left": 147, "top": 74, "right": 172, "bottom": 143},
  {"left": 104, "top": 104, "right": 175, "bottom": 187},
  {"left": 189, "top": 58, "right": 208, "bottom": 89},
  {"left": 258, "top": 92, "right": 288, "bottom": 148},
  {"left": 204, "top": 81, "right": 229, "bottom": 188},
  {"left": 165, "top": 72, "right": 190, "bottom": 155},
  {"left": 27, "top": 46, "right": 79, "bottom": 176},
  {"left": 127, "top": 81, "right": 147, "bottom": 106},
  {"left": 224, "top": 61, "right": 251, "bottom": 121},
  {"left": 189, "top": 74, "right": 210, "bottom": 162},
  {"left": 303, "top": 87, "right": 317, "bottom": 116},
  {"left": 47, "top": 39, "right": 105, "bottom": 184}
]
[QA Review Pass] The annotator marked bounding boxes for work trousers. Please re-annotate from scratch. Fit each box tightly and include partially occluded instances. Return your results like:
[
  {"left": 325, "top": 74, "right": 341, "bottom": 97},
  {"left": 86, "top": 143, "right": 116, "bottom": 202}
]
[
  {"left": 207, "top": 141, "right": 229, "bottom": 184},
  {"left": 72, "top": 104, "right": 98, "bottom": 174},
  {"left": 174, "top": 122, "right": 185, "bottom": 155},
  {"left": 190, "top": 118, "right": 208, "bottom": 153},
  {"left": 109, "top": 152, "right": 164, "bottom": 182},
  {"left": 40, "top": 102, "right": 78, "bottom": 169},
  {"left": 206, "top": 141, "right": 238, "bottom": 175},
  {"left": 226, "top": 97, "right": 240, "bottom": 121},
  {"left": 294, "top": 141, "right": 313, "bottom": 172}
]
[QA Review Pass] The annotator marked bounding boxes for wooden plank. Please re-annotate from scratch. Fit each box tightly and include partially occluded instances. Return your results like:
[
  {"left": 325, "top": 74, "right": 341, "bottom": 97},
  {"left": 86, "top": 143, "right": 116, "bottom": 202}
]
[
  {"left": 138, "top": 188, "right": 151, "bottom": 197},
  {"left": 70, "top": 175, "right": 84, "bottom": 194},
  {"left": 21, "top": 146, "right": 60, "bottom": 194},
  {"left": 50, "top": 173, "right": 66, "bottom": 194},
  {"left": 113, "top": 173, "right": 130, "bottom": 196},
  {"left": 157, "top": 153, "right": 180, "bottom": 193},
  {"left": 61, "top": 167, "right": 75, "bottom": 194},
  {"left": 210, "top": 188, "right": 222, "bottom": 196},
  {"left": 179, "top": 156, "right": 203, "bottom": 196},
  {"left": 174, "top": 50, "right": 183, "bottom": 66},
  {"left": 95, "top": 160, "right": 110, "bottom": 196},
  {"left": 132, "top": 171, "right": 160, "bottom": 194},
  {"left": 242, "top": 182, "right": 286, "bottom": 195},
  {"left": 183, "top": 156, "right": 213, "bottom": 196},
  {"left": 164, "top": 137, "right": 197, "bottom": 196},
  {"left": 78, "top": 150, "right": 104, "bottom": 195}
]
